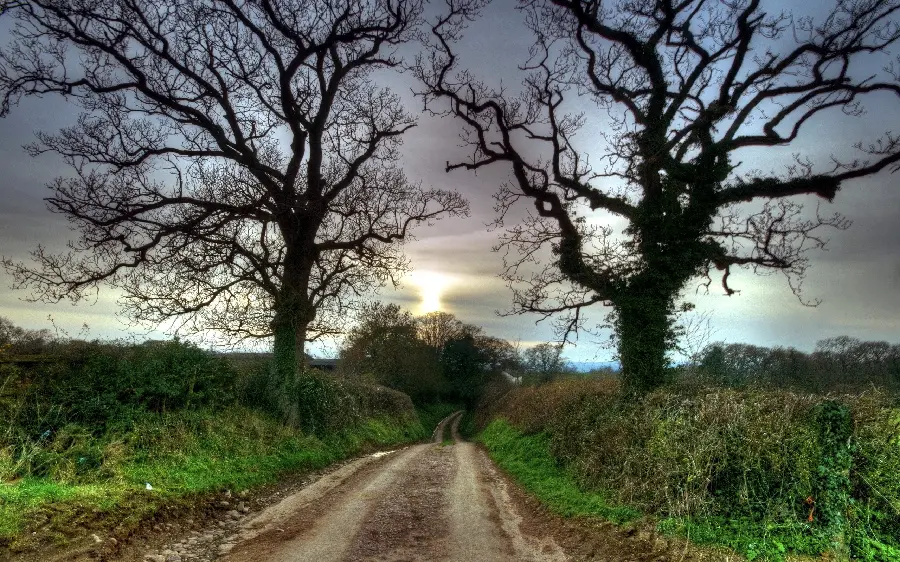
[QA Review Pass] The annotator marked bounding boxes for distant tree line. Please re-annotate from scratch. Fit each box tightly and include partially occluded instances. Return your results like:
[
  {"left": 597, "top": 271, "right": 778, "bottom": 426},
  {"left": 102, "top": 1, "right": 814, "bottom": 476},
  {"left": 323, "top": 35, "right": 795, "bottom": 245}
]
[
  {"left": 338, "top": 305, "right": 513, "bottom": 405},
  {"left": 0, "top": 317, "right": 53, "bottom": 356},
  {"left": 695, "top": 336, "right": 900, "bottom": 393},
  {"left": 337, "top": 304, "right": 587, "bottom": 404}
]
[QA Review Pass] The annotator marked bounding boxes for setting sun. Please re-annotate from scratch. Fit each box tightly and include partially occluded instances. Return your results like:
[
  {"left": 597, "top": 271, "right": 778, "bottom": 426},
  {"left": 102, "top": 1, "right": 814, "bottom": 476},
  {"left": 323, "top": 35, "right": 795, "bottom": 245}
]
[{"left": 409, "top": 270, "right": 452, "bottom": 314}]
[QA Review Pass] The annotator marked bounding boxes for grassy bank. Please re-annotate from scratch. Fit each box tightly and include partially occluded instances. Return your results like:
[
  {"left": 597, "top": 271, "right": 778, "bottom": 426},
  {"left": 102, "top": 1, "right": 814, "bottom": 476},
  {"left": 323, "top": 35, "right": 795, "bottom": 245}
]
[
  {"left": 1, "top": 407, "right": 425, "bottom": 546},
  {"left": 480, "top": 419, "right": 638, "bottom": 523},
  {"left": 0, "top": 339, "right": 427, "bottom": 551},
  {"left": 477, "top": 378, "right": 900, "bottom": 561},
  {"left": 0, "top": 406, "right": 425, "bottom": 548}
]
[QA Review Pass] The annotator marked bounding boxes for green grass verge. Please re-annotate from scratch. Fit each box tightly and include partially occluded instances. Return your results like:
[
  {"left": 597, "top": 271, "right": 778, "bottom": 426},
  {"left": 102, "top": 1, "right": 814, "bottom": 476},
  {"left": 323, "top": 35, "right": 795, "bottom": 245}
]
[
  {"left": 478, "top": 419, "right": 639, "bottom": 523},
  {"left": 658, "top": 511, "right": 900, "bottom": 561},
  {"left": 0, "top": 406, "right": 426, "bottom": 548},
  {"left": 414, "top": 402, "right": 463, "bottom": 436},
  {"left": 657, "top": 517, "right": 829, "bottom": 561},
  {"left": 480, "top": 418, "right": 900, "bottom": 562}
]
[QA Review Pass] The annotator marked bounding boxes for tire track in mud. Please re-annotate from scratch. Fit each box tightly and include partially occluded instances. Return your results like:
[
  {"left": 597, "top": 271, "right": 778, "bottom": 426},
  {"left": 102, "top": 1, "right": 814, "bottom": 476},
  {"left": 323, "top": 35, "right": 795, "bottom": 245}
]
[
  {"left": 221, "top": 411, "right": 567, "bottom": 562},
  {"left": 222, "top": 446, "right": 425, "bottom": 562}
]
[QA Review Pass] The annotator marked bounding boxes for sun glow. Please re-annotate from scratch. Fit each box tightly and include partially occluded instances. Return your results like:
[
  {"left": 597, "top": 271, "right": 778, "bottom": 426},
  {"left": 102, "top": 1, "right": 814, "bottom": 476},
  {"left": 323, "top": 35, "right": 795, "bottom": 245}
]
[{"left": 409, "top": 271, "right": 451, "bottom": 314}]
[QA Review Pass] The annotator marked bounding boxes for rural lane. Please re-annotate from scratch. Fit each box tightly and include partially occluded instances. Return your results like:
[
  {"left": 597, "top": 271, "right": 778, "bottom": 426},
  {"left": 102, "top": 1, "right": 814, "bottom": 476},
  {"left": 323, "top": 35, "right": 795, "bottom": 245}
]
[{"left": 218, "top": 412, "right": 568, "bottom": 562}]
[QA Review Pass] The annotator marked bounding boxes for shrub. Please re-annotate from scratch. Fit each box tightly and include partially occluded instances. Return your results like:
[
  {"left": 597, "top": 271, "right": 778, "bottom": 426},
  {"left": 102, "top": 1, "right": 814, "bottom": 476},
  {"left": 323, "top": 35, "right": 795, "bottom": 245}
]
[
  {"left": 849, "top": 394, "right": 900, "bottom": 556},
  {"left": 7, "top": 340, "right": 235, "bottom": 431},
  {"left": 231, "top": 359, "right": 419, "bottom": 436},
  {"left": 488, "top": 379, "right": 900, "bottom": 560},
  {"left": 289, "top": 369, "right": 418, "bottom": 435},
  {"left": 1, "top": 340, "right": 237, "bottom": 481}
]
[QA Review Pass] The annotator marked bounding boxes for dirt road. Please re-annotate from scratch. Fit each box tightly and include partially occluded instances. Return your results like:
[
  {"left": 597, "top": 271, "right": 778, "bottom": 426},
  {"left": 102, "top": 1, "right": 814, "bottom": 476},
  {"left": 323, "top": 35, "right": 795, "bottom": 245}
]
[
  {"left": 7, "top": 416, "right": 725, "bottom": 562},
  {"left": 219, "top": 412, "right": 568, "bottom": 562}
]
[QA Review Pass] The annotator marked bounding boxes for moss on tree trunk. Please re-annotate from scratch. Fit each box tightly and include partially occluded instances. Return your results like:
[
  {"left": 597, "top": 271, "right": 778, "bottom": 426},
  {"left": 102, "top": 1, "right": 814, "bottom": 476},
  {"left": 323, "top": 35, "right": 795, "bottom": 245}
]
[{"left": 616, "top": 294, "right": 672, "bottom": 396}]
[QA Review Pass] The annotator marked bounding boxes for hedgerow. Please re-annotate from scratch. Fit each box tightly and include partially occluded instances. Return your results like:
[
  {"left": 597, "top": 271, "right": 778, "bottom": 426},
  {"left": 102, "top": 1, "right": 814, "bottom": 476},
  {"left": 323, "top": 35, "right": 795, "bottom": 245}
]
[{"left": 484, "top": 378, "right": 900, "bottom": 561}]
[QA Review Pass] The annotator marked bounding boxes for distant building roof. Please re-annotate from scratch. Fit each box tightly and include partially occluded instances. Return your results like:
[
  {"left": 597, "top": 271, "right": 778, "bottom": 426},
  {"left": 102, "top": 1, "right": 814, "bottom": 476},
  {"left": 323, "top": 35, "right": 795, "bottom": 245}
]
[{"left": 309, "top": 358, "right": 338, "bottom": 371}]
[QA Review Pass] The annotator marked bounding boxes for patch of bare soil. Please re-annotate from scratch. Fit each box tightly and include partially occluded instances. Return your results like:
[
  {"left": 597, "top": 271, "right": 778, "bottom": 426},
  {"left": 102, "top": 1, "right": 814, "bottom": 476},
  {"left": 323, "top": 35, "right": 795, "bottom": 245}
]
[
  {"left": 222, "top": 446, "right": 423, "bottom": 562},
  {"left": 218, "top": 411, "right": 573, "bottom": 562}
]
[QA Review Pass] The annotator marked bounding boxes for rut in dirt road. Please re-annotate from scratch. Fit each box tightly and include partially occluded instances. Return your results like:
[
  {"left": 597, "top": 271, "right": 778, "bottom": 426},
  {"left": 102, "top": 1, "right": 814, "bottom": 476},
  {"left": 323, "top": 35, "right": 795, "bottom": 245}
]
[{"left": 220, "top": 412, "right": 568, "bottom": 562}]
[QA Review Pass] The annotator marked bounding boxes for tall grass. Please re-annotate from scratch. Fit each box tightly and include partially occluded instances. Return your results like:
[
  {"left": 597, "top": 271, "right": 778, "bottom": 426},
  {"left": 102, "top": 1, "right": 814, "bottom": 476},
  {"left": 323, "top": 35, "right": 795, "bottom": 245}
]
[
  {"left": 480, "top": 378, "right": 900, "bottom": 561},
  {"left": 0, "top": 338, "right": 427, "bottom": 550},
  {"left": 0, "top": 406, "right": 425, "bottom": 548}
]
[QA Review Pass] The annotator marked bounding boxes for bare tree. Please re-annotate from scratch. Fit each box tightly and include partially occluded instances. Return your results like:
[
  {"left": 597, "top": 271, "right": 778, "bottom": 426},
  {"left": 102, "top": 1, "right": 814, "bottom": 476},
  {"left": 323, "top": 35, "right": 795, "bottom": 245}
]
[
  {"left": 417, "top": 0, "right": 900, "bottom": 394},
  {"left": 416, "top": 310, "right": 465, "bottom": 351},
  {"left": 522, "top": 342, "right": 566, "bottom": 383},
  {"left": 0, "top": 0, "right": 468, "bottom": 385}
]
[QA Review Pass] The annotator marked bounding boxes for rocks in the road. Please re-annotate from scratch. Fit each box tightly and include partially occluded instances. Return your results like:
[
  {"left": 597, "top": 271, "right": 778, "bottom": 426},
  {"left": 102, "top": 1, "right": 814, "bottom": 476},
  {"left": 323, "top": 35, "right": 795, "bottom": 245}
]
[
  {"left": 141, "top": 514, "right": 241, "bottom": 562},
  {"left": 136, "top": 456, "right": 366, "bottom": 562},
  {"left": 139, "top": 489, "right": 257, "bottom": 562}
]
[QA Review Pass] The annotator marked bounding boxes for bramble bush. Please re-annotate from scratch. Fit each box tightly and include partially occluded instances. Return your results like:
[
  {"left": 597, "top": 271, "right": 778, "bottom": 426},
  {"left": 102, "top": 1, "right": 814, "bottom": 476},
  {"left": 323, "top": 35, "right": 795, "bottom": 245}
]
[
  {"left": 2, "top": 339, "right": 235, "bottom": 433},
  {"left": 486, "top": 377, "right": 900, "bottom": 561}
]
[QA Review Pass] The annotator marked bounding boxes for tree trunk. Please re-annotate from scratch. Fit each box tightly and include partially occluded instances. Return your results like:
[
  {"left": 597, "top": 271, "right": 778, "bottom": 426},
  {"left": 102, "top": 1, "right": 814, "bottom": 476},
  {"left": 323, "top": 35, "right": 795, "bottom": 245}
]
[
  {"left": 272, "top": 308, "right": 300, "bottom": 385},
  {"left": 271, "top": 258, "right": 313, "bottom": 387},
  {"left": 271, "top": 292, "right": 312, "bottom": 427},
  {"left": 616, "top": 292, "right": 672, "bottom": 396}
]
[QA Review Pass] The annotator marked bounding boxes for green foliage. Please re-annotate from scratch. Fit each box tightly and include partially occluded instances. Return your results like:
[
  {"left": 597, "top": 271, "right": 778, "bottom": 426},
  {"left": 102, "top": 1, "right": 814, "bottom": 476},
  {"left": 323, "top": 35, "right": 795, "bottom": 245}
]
[
  {"left": 657, "top": 517, "right": 828, "bottom": 562},
  {"left": 814, "top": 401, "right": 852, "bottom": 544},
  {"left": 0, "top": 406, "right": 425, "bottom": 547},
  {"left": 2, "top": 339, "right": 234, "bottom": 435},
  {"left": 486, "top": 379, "right": 900, "bottom": 561},
  {"left": 479, "top": 419, "right": 639, "bottom": 523},
  {"left": 847, "top": 400, "right": 900, "bottom": 560},
  {"left": 289, "top": 369, "right": 418, "bottom": 435}
]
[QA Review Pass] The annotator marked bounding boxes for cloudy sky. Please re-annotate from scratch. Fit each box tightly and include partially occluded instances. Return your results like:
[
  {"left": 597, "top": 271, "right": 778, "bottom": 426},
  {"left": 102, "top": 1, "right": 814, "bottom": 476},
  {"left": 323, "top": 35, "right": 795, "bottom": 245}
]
[{"left": 0, "top": 1, "right": 898, "bottom": 362}]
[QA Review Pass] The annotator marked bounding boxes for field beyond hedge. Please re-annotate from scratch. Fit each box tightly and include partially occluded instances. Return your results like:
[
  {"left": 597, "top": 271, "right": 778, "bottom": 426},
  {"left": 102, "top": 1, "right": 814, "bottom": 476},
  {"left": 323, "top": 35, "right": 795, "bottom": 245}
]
[{"left": 478, "top": 378, "right": 900, "bottom": 561}]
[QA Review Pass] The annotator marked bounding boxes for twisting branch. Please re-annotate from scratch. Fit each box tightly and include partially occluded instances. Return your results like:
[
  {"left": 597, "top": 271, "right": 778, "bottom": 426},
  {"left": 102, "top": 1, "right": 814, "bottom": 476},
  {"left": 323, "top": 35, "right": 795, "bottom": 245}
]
[
  {"left": 418, "top": 0, "right": 900, "bottom": 393},
  {"left": 0, "top": 1, "right": 469, "bottom": 365}
]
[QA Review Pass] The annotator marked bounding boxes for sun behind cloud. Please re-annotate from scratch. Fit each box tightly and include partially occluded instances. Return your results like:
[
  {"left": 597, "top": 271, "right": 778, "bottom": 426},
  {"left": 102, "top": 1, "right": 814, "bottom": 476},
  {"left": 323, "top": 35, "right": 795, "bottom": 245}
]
[{"left": 409, "top": 271, "right": 452, "bottom": 315}]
